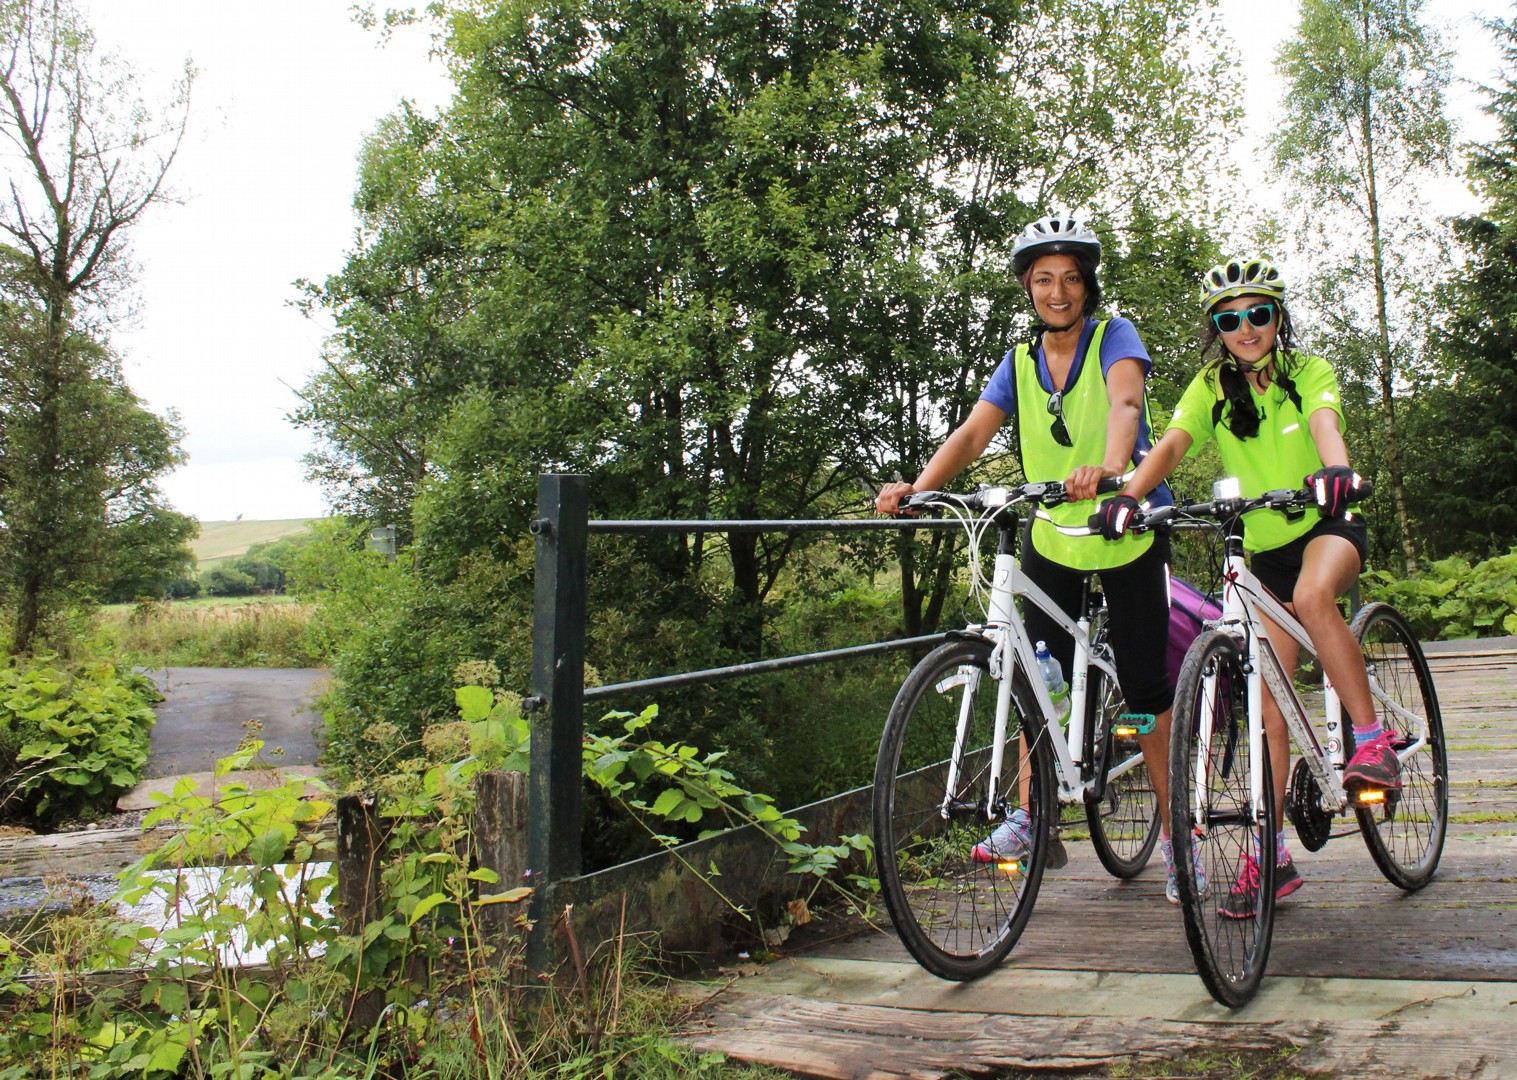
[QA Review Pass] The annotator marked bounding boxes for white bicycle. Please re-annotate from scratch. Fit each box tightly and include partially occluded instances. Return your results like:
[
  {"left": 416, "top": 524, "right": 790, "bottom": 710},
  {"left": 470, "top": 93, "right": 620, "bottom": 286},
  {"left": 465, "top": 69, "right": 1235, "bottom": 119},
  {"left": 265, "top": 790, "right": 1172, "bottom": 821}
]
[
  {"left": 1129, "top": 479, "right": 1447, "bottom": 1006},
  {"left": 872, "top": 479, "right": 1161, "bottom": 981}
]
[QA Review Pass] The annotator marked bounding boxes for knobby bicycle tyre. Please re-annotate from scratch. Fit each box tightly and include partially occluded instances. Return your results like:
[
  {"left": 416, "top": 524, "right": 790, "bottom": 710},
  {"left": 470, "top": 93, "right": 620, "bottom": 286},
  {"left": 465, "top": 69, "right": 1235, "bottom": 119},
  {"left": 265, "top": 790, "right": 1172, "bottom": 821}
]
[
  {"left": 1085, "top": 660, "right": 1160, "bottom": 878},
  {"left": 1349, "top": 602, "right": 1448, "bottom": 891},
  {"left": 1170, "top": 630, "right": 1277, "bottom": 1008},
  {"left": 873, "top": 637, "right": 1056, "bottom": 981}
]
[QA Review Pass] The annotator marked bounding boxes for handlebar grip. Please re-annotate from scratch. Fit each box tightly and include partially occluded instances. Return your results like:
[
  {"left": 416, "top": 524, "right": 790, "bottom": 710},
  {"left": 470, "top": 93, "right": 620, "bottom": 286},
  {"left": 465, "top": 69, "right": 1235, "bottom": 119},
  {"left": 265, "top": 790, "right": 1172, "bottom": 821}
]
[
  {"left": 1355, "top": 478, "right": 1375, "bottom": 503},
  {"left": 1096, "top": 476, "right": 1124, "bottom": 495}
]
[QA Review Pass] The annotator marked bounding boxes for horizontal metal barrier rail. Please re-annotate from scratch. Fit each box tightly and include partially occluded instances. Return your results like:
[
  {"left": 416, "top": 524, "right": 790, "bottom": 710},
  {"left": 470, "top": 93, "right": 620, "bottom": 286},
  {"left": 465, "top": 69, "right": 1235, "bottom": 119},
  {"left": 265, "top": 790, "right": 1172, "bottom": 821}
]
[
  {"left": 585, "top": 518, "right": 965, "bottom": 534},
  {"left": 584, "top": 634, "right": 950, "bottom": 702}
]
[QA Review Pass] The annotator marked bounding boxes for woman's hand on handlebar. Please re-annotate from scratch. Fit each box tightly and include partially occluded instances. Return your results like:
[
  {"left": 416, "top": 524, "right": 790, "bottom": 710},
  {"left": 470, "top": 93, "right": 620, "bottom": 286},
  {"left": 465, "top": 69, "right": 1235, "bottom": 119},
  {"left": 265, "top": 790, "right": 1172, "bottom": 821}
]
[
  {"left": 1092, "top": 494, "right": 1141, "bottom": 539},
  {"left": 1064, "top": 464, "right": 1119, "bottom": 504},
  {"left": 875, "top": 481, "right": 917, "bottom": 516},
  {"left": 1066, "top": 466, "right": 1128, "bottom": 504}
]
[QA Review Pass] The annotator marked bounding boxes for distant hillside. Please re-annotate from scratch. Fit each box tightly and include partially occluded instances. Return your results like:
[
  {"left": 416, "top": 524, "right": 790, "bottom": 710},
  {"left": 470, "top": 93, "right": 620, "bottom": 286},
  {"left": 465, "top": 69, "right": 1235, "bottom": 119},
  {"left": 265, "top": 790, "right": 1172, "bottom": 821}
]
[{"left": 194, "top": 519, "right": 317, "bottom": 571}]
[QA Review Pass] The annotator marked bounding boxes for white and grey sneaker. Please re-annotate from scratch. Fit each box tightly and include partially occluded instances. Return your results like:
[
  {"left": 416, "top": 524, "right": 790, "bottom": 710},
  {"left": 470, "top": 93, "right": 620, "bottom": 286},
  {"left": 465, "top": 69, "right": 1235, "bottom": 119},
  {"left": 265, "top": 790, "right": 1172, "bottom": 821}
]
[
  {"left": 972, "top": 808, "right": 1034, "bottom": 863},
  {"left": 1165, "top": 842, "right": 1210, "bottom": 904}
]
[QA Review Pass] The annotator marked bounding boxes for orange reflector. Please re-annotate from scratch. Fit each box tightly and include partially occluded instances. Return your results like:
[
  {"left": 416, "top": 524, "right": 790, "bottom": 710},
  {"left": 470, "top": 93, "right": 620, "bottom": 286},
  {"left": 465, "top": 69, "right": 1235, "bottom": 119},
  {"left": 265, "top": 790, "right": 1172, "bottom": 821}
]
[
  {"left": 1114, "top": 726, "right": 1139, "bottom": 737},
  {"left": 997, "top": 861, "right": 1023, "bottom": 876},
  {"left": 1356, "top": 789, "right": 1387, "bottom": 805}
]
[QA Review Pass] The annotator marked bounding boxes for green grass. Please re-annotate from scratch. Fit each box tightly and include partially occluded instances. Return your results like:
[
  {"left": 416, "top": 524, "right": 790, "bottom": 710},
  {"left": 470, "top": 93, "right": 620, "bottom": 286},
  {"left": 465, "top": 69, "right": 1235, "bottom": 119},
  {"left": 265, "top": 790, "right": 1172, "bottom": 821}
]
[
  {"left": 961, "top": 1044, "right": 1322, "bottom": 1079},
  {"left": 98, "top": 598, "right": 323, "bottom": 668}
]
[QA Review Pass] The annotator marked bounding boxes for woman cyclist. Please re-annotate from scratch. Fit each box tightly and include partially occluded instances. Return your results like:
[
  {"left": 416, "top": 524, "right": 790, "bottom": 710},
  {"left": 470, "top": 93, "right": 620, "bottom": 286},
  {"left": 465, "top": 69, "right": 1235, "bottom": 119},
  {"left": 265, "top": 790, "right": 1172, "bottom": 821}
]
[
  {"left": 876, "top": 215, "right": 1195, "bottom": 902},
  {"left": 1095, "top": 256, "right": 1399, "bottom": 917}
]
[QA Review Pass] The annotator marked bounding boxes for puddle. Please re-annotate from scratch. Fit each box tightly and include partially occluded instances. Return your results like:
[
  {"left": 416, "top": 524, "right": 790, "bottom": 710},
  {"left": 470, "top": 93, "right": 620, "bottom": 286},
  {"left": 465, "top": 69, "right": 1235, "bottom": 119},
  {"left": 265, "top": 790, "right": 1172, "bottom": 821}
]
[{"left": 2, "top": 863, "right": 336, "bottom": 965}]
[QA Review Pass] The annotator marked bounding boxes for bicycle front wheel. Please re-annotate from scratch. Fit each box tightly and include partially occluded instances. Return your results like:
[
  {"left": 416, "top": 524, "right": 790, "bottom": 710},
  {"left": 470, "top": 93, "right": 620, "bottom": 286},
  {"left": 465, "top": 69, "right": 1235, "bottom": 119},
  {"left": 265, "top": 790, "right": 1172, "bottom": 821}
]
[
  {"left": 1085, "top": 661, "right": 1159, "bottom": 878},
  {"left": 873, "top": 637, "right": 1055, "bottom": 981},
  {"left": 1170, "top": 630, "right": 1277, "bottom": 1009},
  {"left": 1350, "top": 602, "right": 1448, "bottom": 890}
]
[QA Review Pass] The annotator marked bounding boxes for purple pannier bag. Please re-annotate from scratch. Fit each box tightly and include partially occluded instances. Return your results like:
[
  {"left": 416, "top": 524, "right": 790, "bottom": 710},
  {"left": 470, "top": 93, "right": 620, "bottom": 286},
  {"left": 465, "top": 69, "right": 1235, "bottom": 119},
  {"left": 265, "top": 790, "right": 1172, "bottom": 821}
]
[{"left": 1168, "top": 575, "right": 1222, "bottom": 687}]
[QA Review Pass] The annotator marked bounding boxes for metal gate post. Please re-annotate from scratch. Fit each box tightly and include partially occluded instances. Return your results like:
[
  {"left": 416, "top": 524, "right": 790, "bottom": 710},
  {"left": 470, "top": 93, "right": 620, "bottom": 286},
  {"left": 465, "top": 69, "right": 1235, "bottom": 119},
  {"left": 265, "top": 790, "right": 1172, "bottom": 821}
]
[{"left": 525, "top": 473, "right": 588, "bottom": 975}]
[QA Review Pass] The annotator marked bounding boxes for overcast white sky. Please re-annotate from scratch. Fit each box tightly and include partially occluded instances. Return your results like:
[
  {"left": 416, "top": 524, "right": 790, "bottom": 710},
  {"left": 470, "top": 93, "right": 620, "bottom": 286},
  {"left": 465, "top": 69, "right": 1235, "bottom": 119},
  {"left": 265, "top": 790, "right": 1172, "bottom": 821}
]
[
  {"left": 76, "top": 1, "right": 452, "bottom": 522},
  {"left": 73, "top": 0, "right": 1504, "bottom": 523}
]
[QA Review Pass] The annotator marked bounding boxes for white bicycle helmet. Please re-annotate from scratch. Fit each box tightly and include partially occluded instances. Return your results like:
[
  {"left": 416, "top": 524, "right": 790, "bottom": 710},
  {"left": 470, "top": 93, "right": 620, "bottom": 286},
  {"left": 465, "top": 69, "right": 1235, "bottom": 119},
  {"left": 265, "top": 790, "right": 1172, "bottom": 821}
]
[
  {"left": 1202, "top": 257, "right": 1286, "bottom": 310},
  {"left": 1011, "top": 215, "right": 1102, "bottom": 275}
]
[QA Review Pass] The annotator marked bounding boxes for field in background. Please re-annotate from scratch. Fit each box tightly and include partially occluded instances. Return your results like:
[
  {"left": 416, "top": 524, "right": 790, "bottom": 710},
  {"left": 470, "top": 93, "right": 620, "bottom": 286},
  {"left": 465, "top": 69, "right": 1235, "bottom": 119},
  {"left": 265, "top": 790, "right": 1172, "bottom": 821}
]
[
  {"left": 193, "top": 519, "right": 316, "bottom": 573},
  {"left": 101, "top": 597, "right": 322, "bottom": 668}
]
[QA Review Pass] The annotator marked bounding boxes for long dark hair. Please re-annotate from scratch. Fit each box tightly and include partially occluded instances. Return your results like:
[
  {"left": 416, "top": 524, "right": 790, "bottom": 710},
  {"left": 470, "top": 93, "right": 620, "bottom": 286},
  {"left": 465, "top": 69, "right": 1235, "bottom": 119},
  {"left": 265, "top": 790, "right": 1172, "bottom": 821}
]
[
  {"left": 1200, "top": 296, "right": 1302, "bottom": 440},
  {"left": 1019, "top": 249, "right": 1102, "bottom": 323}
]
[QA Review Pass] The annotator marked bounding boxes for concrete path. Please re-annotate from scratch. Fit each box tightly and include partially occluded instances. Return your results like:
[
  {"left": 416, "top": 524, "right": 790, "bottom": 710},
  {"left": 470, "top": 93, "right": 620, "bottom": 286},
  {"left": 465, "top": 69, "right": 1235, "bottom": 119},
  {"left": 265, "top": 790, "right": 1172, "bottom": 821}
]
[
  {"left": 137, "top": 667, "right": 328, "bottom": 779},
  {"left": 110, "top": 668, "right": 331, "bottom": 809}
]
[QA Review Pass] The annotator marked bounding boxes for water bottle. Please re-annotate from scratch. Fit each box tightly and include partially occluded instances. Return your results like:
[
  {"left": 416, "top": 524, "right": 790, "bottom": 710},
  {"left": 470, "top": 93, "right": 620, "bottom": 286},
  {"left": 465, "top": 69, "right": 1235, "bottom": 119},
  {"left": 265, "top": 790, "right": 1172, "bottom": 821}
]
[{"left": 1034, "top": 640, "right": 1070, "bottom": 722}]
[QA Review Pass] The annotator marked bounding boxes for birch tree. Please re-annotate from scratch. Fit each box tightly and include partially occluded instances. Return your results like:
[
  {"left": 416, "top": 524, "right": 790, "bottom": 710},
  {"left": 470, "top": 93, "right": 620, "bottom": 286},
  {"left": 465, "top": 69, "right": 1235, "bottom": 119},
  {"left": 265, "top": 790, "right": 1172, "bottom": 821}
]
[{"left": 1272, "top": 0, "right": 1454, "bottom": 573}]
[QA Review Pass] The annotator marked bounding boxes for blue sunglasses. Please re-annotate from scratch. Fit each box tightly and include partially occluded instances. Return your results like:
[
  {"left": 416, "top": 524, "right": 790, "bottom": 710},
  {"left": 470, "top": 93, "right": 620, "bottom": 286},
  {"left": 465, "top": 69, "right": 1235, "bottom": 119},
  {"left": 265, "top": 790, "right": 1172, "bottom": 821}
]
[{"left": 1211, "top": 302, "right": 1276, "bottom": 334}]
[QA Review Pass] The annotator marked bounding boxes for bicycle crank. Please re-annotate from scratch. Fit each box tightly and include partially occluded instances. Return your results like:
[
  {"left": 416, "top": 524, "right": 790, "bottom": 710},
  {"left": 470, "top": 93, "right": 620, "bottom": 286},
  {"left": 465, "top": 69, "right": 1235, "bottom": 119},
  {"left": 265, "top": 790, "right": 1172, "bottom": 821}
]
[{"left": 1285, "top": 758, "right": 1333, "bottom": 852}]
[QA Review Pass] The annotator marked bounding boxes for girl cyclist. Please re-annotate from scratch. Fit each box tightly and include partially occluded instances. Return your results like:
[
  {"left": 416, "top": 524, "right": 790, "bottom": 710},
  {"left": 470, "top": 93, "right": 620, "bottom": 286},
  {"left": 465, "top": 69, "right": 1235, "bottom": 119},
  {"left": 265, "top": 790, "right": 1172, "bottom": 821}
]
[
  {"left": 1095, "top": 256, "right": 1399, "bottom": 917},
  {"left": 876, "top": 215, "right": 1197, "bottom": 902}
]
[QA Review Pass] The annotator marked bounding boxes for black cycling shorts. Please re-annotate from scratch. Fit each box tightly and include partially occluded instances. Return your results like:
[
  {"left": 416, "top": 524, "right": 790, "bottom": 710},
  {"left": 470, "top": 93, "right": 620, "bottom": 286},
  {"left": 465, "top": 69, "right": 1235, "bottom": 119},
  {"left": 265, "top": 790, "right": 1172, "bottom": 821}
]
[{"left": 1249, "top": 516, "right": 1369, "bottom": 604}]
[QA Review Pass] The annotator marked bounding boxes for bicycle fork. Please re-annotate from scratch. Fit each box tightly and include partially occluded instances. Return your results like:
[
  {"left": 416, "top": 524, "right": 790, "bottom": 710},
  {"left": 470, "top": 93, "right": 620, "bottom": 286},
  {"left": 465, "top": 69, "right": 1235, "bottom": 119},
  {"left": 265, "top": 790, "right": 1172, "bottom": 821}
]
[{"left": 936, "top": 635, "right": 1021, "bottom": 821}]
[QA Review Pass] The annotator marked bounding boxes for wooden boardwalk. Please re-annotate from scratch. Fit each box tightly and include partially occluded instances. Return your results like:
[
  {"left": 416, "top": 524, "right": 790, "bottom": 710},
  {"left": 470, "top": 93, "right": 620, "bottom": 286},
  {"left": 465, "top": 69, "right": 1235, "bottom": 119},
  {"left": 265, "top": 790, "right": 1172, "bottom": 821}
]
[{"left": 682, "top": 646, "right": 1517, "bottom": 1079}]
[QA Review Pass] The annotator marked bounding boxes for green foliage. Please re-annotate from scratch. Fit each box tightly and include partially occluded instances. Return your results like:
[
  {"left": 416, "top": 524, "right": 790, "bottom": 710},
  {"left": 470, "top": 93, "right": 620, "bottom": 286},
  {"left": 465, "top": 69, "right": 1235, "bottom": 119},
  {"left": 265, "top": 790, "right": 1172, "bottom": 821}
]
[
  {"left": 0, "top": 651, "right": 158, "bottom": 826},
  {"left": 200, "top": 534, "right": 321, "bottom": 598},
  {"left": 1416, "top": 14, "right": 1517, "bottom": 559},
  {"left": 0, "top": 719, "right": 837, "bottom": 1078},
  {"left": 98, "top": 505, "right": 199, "bottom": 604},
  {"left": 202, "top": 566, "right": 259, "bottom": 597},
  {"left": 297, "top": 0, "right": 1241, "bottom": 664},
  {"left": 294, "top": 521, "right": 533, "bottom": 781},
  {"left": 1363, "top": 549, "right": 1517, "bottom": 641},
  {"left": 1271, "top": 0, "right": 1455, "bottom": 572},
  {"left": 584, "top": 705, "right": 872, "bottom": 904}
]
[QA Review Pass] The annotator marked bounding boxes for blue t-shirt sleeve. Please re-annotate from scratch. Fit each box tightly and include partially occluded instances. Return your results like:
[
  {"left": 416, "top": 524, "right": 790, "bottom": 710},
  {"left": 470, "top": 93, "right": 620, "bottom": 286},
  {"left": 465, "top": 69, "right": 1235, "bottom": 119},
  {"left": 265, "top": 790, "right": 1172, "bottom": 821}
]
[
  {"left": 1098, "top": 316, "right": 1151, "bottom": 378},
  {"left": 980, "top": 349, "right": 1017, "bottom": 413}
]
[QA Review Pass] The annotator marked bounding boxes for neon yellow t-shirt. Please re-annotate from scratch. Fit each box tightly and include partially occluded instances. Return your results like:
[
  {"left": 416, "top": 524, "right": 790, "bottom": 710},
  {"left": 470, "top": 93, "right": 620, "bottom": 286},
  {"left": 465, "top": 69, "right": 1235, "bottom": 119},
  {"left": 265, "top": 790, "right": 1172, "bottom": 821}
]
[{"left": 1169, "top": 354, "right": 1344, "bottom": 553}]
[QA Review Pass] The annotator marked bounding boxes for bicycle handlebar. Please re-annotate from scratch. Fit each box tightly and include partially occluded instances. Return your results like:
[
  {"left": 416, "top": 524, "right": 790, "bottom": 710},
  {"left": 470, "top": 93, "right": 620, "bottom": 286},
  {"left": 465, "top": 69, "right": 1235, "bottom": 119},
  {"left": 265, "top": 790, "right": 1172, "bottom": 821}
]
[
  {"left": 901, "top": 476, "right": 1125, "bottom": 516},
  {"left": 1117, "top": 478, "right": 1375, "bottom": 534}
]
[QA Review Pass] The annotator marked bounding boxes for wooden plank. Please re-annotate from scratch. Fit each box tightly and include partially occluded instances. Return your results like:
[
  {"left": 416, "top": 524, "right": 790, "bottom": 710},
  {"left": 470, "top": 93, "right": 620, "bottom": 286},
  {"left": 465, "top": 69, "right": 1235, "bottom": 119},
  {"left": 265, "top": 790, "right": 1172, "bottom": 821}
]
[{"left": 681, "top": 992, "right": 1303, "bottom": 1080}]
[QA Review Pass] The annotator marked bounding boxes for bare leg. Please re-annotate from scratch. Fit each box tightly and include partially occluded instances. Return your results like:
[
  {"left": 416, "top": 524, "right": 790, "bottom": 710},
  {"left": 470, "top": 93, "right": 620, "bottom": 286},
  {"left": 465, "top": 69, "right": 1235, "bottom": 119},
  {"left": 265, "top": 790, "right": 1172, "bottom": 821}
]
[
  {"left": 1291, "top": 535, "right": 1376, "bottom": 730},
  {"left": 1136, "top": 708, "right": 1172, "bottom": 836},
  {"left": 1255, "top": 533, "right": 1366, "bottom": 830}
]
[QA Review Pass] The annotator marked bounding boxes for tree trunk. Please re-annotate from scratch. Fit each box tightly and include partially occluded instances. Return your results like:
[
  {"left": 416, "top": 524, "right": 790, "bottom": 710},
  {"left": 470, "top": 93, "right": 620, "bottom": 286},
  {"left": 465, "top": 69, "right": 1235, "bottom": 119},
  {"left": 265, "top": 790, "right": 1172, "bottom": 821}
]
[{"left": 1360, "top": 60, "right": 1421, "bottom": 576}]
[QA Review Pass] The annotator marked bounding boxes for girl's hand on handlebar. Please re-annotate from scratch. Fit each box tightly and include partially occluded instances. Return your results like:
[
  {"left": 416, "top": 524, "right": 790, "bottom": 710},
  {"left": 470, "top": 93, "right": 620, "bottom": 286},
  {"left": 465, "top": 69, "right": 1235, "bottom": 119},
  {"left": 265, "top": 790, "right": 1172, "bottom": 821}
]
[
  {"left": 1305, "top": 465, "right": 1363, "bottom": 518},
  {"left": 1092, "top": 494, "right": 1141, "bottom": 540},
  {"left": 1064, "top": 464, "right": 1118, "bottom": 503},
  {"left": 875, "top": 481, "right": 917, "bottom": 515}
]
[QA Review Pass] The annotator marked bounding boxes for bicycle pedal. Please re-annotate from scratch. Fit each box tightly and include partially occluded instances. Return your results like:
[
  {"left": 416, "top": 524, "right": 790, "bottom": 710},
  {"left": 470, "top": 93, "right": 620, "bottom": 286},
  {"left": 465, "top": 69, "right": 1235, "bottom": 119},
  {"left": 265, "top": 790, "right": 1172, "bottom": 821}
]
[{"left": 1115, "top": 713, "right": 1156, "bottom": 736}]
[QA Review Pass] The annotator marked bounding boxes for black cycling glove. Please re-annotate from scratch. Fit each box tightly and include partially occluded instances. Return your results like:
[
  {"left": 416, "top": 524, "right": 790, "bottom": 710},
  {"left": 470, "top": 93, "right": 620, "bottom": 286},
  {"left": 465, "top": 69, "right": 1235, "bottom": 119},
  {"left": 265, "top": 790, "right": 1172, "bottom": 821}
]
[
  {"left": 1306, "top": 465, "right": 1361, "bottom": 519},
  {"left": 1094, "top": 495, "right": 1141, "bottom": 540}
]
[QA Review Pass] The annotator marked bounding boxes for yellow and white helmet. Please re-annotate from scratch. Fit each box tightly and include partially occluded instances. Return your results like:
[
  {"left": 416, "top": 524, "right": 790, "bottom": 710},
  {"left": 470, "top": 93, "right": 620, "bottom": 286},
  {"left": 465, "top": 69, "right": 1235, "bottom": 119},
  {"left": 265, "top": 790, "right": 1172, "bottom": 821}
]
[{"left": 1202, "top": 258, "right": 1286, "bottom": 311}]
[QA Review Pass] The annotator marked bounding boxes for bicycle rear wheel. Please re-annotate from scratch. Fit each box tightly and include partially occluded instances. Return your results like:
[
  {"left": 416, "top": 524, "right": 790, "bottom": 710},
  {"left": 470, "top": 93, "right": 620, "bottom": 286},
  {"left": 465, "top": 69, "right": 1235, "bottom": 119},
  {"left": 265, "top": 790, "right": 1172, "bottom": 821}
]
[
  {"left": 1350, "top": 602, "right": 1448, "bottom": 890},
  {"left": 1170, "top": 630, "right": 1276, "bottom": 1008},
  {"left": 1085, "top": 661, "right": 1159, "bottom": 878},
  {"left": 873, "top": 638, "right": 1055, "bottom": 981}
]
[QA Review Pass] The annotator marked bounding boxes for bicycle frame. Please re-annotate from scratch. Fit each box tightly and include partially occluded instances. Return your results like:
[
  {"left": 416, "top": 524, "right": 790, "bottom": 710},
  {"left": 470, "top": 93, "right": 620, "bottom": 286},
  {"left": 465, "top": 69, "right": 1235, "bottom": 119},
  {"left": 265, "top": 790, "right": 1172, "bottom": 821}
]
[
  {"left": 1201, "top": 516, "right": 1350, "bottom": 828},
  {"left": 958, "top": 512, "right": 1128, "bottom": 820},
  {"left": 1195, "top": 499, "right": 1430, "bottom": 830}
]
